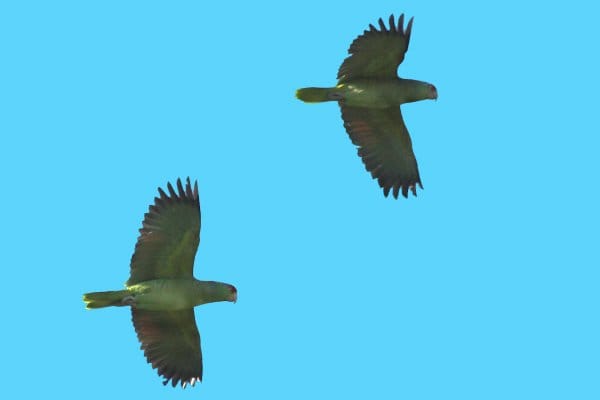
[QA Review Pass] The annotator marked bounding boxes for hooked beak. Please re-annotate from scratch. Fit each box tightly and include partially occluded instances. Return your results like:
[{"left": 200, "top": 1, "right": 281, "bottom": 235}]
[{"left": 230, "top": 286, "right": 238, "bottom": 303}]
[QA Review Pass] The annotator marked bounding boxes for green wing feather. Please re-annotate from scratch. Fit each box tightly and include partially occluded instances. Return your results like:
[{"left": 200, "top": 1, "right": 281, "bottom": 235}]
[
  {"left": 126, "top": 178, "right": 200, "bottom": 286},
  {"left": 132, "top": 308, "right": 202, "bottom": 387},
  {"left": 337, "top": 14, "right": 413, "bottom": 83},
  {"left": 340, "top": 105, "right": 422, "bottom": 198}
]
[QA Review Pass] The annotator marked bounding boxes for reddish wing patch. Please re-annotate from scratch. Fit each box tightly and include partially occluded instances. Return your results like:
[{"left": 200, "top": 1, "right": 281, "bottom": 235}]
[
  {"left": 132, "top": 308, "right": 202, "bottom": 387},
  {"left": 340, "top": 105, "right": 422, "bottom": 198}
]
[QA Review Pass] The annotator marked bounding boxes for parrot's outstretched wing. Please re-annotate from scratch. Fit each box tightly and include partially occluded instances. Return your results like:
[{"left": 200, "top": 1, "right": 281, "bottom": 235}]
[
  {"left": 132, "top": 308, "right": 202, "bottom": 387},
  {"left": 337, "top": 14, "right": 413, "bottom": 83},
  {"left": 340, "top": 105, "right": 422, "bottom": 198},
  {"left": 127, "top": 178, "right": 200, "bottom": 286}
]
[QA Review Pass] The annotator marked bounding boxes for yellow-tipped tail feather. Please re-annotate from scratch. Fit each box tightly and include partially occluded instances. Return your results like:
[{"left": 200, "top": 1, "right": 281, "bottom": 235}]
[{"left": 83, "top": 290, "right": 129, "bottom": 309}]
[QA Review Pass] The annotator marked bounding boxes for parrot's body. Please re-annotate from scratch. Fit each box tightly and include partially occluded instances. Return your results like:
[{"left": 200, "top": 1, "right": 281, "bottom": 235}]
[
  {"left": 83, "top": 178, "right": 236, "bottom": 388},
  {"left": 85, "top": 279, "right": 232, "bottom": 311},
  {"left": 297, "top": 14, "right": 437, "bottom": 198},
  {"left": 298, "top": 79, "right": 434, "bottom": 108}
]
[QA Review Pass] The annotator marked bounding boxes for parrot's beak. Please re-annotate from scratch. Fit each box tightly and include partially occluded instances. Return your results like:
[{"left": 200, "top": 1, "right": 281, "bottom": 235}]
[
  {"left": 230, "top": 286, "right": 238, "bottom": 303},
  {"left": 429, "top": 84, "right": 438, "bottom": 101}
]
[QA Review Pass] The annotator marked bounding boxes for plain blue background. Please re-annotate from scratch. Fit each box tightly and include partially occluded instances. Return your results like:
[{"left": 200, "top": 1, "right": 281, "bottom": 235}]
[{"left": 1, "top": 1, "right": 598, "bottom": 398}]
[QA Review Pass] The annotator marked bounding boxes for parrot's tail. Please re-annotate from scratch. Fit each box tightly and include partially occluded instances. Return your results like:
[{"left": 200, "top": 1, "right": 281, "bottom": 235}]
[
  {"left": 296, "top": 87, "right": 338, "bottom": 103},
  {"left": 83, "top": 290, "right": 130, "bottom": 309}
]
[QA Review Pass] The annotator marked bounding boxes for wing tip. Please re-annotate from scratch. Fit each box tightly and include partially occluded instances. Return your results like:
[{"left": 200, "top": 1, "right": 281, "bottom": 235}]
[
  {"left": 154, "top": 178, "right": 199, "bottom": 205},
  {"left": 380, "top": 179, "right": 423, "bottom": 199},
  {"left": 166, "top": 182, "right": 178, "bottom": 199},
  {"left": 369, "top": 13, "right": 413, "bottom": 36},
  {"left": 162, "top": 375, "right": 202, "bottom": 388}
]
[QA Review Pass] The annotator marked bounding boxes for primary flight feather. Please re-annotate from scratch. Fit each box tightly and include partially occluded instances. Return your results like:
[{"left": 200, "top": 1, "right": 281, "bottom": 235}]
[
  {"left": 83, "top": 178, "right": 237, "bottom": 388},
  {"left": 297, "top": 14, "right": 437, "bottom": 198}
]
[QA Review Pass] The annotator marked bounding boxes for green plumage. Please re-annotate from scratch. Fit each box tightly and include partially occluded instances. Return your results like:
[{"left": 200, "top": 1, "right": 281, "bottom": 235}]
[
  {"left": 296, "top": 87, "right": 332, "bottom": 103},
  {"left": 297, "top": 14, "right": 437, "bottom": 198},
  {"left": 83, "top": 290, "right": 129, "bottom": 309},
  {"left": 84, "top": 280, "right": 232, "bottom": 311},
  {"left": 83, "top": 178, "right": 236, "bottom": 388}
]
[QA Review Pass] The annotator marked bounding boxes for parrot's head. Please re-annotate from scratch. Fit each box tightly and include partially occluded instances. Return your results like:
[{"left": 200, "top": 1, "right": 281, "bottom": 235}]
[
  {"left": 403, "top": 80, "right": 438, "bottom": 103},
  {"left": 206, "top": 281, "right": 237, "bottom": 304}
]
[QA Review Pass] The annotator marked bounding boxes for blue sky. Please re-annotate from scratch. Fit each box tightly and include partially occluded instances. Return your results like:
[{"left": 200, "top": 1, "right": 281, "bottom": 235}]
[{"left": 1, "top": 1, "right": 599, "bottom": 398}]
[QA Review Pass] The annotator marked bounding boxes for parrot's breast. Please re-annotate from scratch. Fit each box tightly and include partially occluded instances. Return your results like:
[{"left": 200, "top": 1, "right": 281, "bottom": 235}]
[
  {"left": 127, "top": 279, "right": 204, "bottom": 311},
  {"left": 338, "top": 79, "right": 407, "bottom": 108}
]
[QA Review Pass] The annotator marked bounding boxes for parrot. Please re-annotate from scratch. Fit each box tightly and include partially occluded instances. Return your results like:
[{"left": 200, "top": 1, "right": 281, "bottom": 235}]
[
  {"left": 83, "top": 178, "right": 237, "bottom": 388},
  {"left": 296, "top": 14, "right": 437, "bottom": 198}
]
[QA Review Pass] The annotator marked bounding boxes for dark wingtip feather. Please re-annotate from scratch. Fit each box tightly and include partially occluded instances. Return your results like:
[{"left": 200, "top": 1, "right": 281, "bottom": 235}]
[
  {"left": 167, "top": 182, "right": 178, "bottom": 199},
  {"left": 389, "top": 14, "right": 396, "bottom": 32},
  {"left": 402, "top": 185, "right": 409, "bottom": 198},
  {"left": 378, "top": 17, "right": 387, "bottom": 32},
  {"left": 176, "top": 178, "right": 185, "bottom": 198},
  {"left": 184, "top": 177, "right": 193, "bottom": 198},
  {"left": 405, "top": 17, "right": 414, "bottom": 48},
  {"left": 158, "top": 187, "right": 168, "bottom": 200}
]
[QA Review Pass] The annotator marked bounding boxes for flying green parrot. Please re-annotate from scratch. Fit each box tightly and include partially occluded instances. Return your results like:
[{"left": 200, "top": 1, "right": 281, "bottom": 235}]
[
  {"left": 296, "top": 14, "right": 437, "bottom": 198},
  {"left": 83, "top": 178, "right": 237, "bottom": 388}
]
